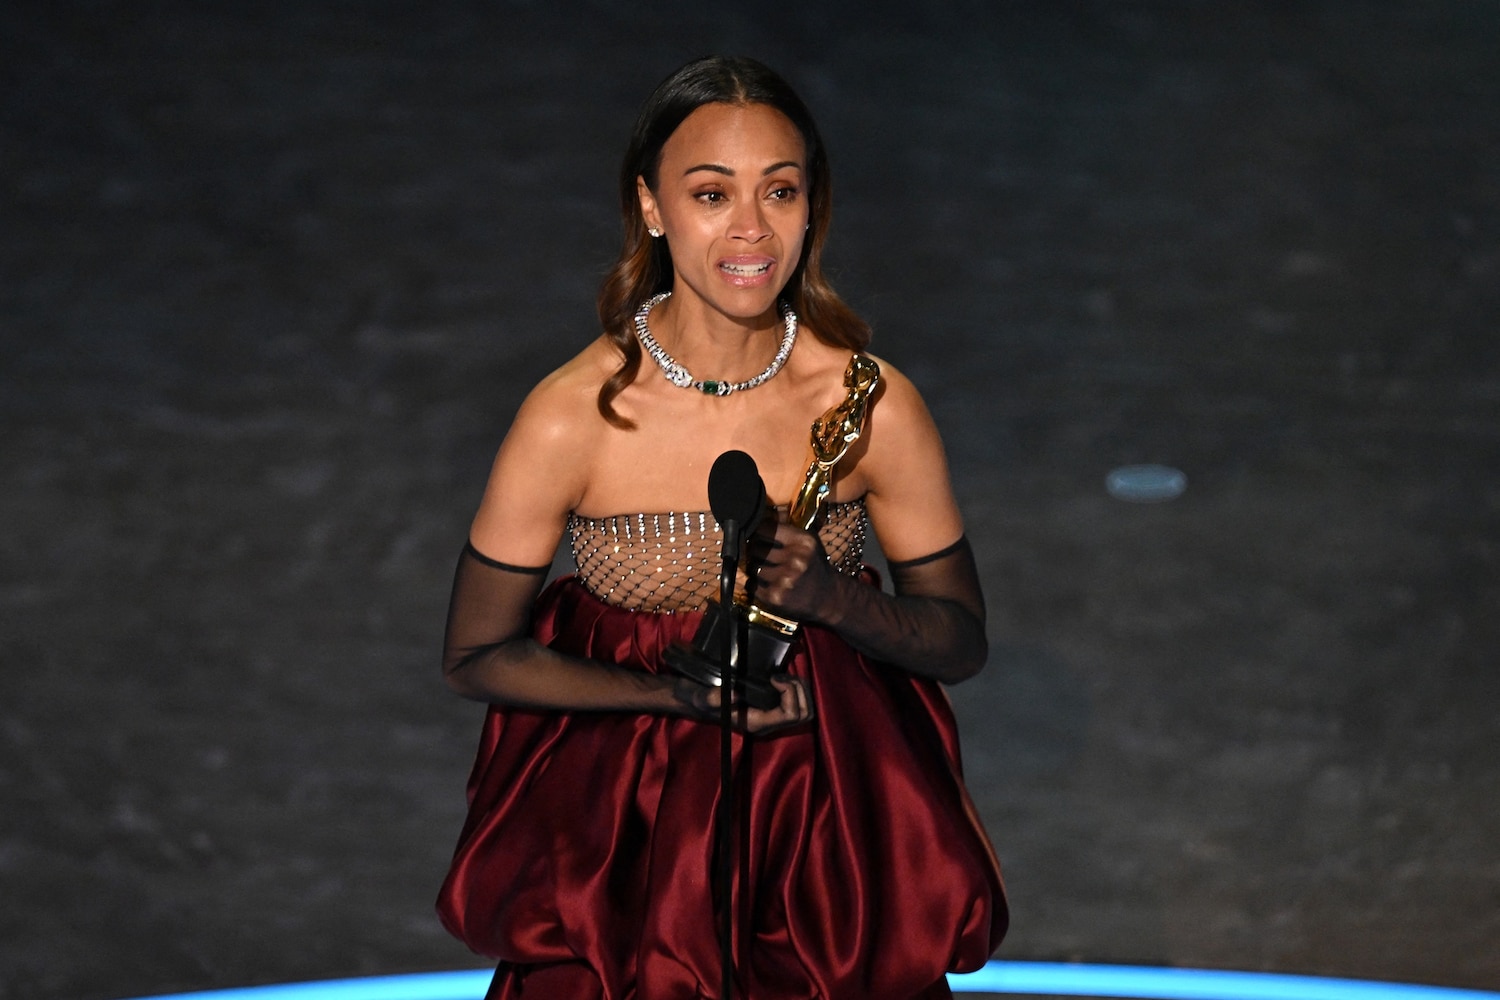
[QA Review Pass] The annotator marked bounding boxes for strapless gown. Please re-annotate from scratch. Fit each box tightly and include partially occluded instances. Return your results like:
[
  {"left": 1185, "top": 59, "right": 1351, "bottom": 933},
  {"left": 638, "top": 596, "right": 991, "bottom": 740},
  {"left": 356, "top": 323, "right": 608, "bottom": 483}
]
[{"left": 437, "top": 572, "right": 1006, "bottom": 1000}]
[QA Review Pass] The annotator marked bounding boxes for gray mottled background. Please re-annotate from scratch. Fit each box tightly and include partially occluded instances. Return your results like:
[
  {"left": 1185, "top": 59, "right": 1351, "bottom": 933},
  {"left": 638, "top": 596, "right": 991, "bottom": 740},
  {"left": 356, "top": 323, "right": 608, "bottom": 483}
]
[{"left": 2, "top": 2, "right": 1497, "bottom": 998}]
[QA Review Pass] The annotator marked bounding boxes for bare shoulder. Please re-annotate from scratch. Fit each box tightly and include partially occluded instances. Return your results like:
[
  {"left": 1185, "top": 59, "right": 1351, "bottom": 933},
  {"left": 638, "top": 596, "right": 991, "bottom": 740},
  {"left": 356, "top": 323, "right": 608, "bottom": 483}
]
[
  {"left": 857, "top": 353, "right": 943, "bottom": 452},
  {"left": 854, "top": 352, "right": 968, "bottom": 561},
  {"left": 861, "top": 352, "right": 926, "bottom": 413},
  {"left": 507, "top": 336, "right": 616, "bottom": 448},
  {"left": 468, "top": 336, "right": 618, "bottom": 564}
]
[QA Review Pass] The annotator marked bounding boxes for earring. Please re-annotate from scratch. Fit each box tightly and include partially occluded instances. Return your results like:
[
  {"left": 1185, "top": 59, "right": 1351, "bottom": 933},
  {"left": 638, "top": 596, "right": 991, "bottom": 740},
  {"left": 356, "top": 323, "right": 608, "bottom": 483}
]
[{"left": 648, "top": 227, "right": 663, "bottom": 238}]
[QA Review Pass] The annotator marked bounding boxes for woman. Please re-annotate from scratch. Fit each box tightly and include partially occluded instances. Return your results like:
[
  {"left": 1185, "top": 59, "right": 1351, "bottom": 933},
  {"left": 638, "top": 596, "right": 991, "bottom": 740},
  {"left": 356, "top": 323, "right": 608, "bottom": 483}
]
[{"left": 437, "top": 56, "right": 1006, "bottom": 999}]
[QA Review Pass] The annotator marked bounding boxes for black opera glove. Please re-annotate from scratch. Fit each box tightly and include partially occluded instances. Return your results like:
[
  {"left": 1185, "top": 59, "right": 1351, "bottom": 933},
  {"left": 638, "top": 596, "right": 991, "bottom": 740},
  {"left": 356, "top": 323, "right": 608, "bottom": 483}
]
[
  {"left": 755, "top": 530, "right": 988, "bottom": 684},
  {"left": 442, "top": 542, "right": 550, "bottom": 697},
  {"left": 746, "top": 518, "right": 840, "bottom": 622},
  {"left": 443, "top": 542, "right": 680, "bottom": 711},
  {"left": 443, "top": 542, "right": 815, "bottom": 726}
]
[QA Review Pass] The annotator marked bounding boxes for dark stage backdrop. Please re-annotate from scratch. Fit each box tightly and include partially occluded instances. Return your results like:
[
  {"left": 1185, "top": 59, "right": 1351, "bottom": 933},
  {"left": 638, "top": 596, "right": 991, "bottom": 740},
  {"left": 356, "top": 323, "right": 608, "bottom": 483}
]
[{"left": 2, "top": 2, "right": 1497, "bottom": 998}]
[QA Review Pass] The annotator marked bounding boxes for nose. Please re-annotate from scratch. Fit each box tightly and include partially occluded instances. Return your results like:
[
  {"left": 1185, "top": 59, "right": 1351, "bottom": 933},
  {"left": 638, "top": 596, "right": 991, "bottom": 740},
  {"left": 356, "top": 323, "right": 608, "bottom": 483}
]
[{"left": 727, "top": 199, "right": 771, "bottom": 243}]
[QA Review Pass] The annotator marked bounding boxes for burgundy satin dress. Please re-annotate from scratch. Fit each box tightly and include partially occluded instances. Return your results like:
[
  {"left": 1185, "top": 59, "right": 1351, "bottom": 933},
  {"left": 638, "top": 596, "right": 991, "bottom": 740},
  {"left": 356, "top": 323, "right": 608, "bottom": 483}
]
[{"left": 437, "top": 572, "right": 1006, "bottom": 1000}]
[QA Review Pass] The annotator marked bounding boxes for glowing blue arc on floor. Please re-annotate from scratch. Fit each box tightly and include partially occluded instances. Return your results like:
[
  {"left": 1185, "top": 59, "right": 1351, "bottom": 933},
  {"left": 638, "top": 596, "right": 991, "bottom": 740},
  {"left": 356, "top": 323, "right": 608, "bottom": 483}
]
[
  {"left": 115, "top": 962, "right": 1500, "bottom": 1000},
  {"left": 965, "top": 963, "right": 1498, "bottom": 1000}
]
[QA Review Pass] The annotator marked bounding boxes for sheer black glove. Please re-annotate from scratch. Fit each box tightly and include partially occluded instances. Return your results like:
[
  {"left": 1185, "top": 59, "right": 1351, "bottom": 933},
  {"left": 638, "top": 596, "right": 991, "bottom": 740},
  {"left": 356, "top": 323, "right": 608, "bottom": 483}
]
[
  {"left": 752, "top": 529, "right": 987, "bottom": 684},
  {"left": 443, "top": 542, "right": 815, "bottom": 729},
  {"left": 443, "top": 542, "right": 682, "bottom": 711}
]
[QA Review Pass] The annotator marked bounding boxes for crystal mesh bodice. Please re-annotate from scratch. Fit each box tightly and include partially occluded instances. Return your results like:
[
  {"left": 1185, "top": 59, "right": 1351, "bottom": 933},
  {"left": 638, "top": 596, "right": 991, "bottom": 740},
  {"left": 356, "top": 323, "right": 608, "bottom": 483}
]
[{"left": 568, "top": 499, "right": 868, "bottom": 612}]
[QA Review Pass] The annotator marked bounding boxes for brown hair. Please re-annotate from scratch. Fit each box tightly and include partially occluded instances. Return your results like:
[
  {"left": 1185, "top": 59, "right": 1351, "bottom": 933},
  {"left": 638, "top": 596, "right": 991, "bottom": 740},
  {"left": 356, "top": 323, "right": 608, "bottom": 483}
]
[{"left": 596, "top": 56, "right": 871, "bottom": 427}]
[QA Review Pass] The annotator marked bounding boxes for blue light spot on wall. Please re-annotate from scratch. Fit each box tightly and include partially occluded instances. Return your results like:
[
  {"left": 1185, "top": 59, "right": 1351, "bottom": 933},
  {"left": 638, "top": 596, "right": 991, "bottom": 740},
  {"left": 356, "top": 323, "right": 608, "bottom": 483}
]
[{"left": 1107, "top": 464, "right": 1188, "bottom": 502}]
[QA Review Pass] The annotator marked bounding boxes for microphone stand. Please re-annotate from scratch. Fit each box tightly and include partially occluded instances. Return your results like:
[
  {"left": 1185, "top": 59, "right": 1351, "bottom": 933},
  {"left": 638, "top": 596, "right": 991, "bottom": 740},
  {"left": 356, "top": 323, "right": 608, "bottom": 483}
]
[
  {"left": 685, "top": 448, "right": 766, "bottom": 1000},
  {"left": 716, "top": 517, "right": 741, "bottom": 1000}
]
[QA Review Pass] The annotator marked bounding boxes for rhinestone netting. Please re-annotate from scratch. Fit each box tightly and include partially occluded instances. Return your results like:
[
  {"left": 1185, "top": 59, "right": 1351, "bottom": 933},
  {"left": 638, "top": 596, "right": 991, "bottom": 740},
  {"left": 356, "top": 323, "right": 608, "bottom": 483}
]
[{"left": 568, "top": 499, "right": 869, "bottom": 612}]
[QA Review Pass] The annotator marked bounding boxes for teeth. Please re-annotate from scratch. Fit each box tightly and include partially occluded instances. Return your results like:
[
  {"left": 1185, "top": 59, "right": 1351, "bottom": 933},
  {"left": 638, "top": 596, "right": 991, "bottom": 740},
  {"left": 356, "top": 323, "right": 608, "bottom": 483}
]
[{"left": 721, "top": 262, "right": 771, "bottom": 276}]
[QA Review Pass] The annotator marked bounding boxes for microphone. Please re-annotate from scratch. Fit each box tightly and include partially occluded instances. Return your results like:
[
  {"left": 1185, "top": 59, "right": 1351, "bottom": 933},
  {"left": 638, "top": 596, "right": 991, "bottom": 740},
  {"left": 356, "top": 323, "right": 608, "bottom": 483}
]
[
  {"left": 707, "top": 449, "right": 766, "bottom": 559},
  {"left": 663, "top": 448, "right": 781, "bottom": 710}
]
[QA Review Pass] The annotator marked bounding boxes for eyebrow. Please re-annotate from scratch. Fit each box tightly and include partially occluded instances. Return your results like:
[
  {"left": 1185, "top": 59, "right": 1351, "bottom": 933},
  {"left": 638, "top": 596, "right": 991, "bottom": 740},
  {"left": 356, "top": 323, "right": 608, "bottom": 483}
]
[{"left": 682, "top": 160, "right": 803, "bottom": 177}]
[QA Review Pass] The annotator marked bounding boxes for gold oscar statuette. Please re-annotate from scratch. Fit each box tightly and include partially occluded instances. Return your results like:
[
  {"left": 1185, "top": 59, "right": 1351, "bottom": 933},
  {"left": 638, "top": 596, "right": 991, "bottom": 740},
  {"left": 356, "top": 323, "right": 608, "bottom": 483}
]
[{"left": 744, "top": 353, "right": 882, "bottom": 636}]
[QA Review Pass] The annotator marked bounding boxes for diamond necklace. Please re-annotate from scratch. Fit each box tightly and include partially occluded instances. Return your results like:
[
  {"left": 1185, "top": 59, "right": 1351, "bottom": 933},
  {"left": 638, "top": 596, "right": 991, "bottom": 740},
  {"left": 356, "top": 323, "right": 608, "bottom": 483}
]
[{"left": 632, "top": 292, "right": 797, "bottom": 396}]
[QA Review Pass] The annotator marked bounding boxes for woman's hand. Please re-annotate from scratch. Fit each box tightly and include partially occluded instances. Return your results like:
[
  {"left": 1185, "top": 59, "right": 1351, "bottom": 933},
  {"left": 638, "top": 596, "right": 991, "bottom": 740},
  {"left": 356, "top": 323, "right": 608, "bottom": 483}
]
[
  {"left": 745, "top": 674, "right": 815, "bottom": 733},
  {"left": 748, "top": 519, "right": 844, "bottom": 623},
  {"left": 750, "top": 515, "right": 990, "bottom": 685},
  {"left": 672, "top": 673, "right": 814, "bottom": 734}
]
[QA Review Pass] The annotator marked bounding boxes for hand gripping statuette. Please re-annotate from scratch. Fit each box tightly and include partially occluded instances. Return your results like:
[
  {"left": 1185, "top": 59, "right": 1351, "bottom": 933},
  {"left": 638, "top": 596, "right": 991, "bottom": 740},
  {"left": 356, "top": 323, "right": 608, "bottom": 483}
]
[{"left": 666, "top": 355, "right": 882, "bottom": 709}]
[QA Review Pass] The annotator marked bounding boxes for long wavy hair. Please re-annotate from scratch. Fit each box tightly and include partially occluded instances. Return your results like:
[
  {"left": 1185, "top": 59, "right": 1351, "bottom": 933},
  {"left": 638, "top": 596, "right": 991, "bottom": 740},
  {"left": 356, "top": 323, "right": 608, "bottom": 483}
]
[{"left": 596, "top": 56, "right": 871, "bottom": 428}]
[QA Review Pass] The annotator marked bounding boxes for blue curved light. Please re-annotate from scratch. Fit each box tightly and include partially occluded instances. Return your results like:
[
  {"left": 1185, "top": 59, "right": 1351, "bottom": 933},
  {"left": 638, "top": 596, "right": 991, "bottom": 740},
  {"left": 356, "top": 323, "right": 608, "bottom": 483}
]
[
  {"left": 114, "top": 963, "right": 1500, "bottom": 1000},
  {"left": 954, "top": 963, "right": 1500, "bottom": 1000},
  {"left": 112, "top": 971, "right": 494, "bottom": 1000}
]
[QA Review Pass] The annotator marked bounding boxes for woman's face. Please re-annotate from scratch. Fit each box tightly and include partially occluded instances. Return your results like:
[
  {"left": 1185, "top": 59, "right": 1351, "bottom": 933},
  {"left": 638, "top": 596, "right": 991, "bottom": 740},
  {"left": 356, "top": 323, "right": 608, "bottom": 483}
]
[{"left": 638, "top": 102, "right": 809, "bottom": 324}]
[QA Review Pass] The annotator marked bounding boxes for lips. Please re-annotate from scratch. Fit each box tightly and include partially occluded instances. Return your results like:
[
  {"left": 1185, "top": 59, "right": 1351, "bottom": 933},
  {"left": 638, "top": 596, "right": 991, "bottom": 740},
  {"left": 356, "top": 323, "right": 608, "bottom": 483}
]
[{"left": 718, "top": 256, "right": 775, "bottom": 284}]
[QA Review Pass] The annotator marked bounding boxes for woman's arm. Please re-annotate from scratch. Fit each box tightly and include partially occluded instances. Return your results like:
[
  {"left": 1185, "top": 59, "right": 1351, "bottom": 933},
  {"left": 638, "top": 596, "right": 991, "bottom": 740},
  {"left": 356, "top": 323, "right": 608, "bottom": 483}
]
[
  {"left": 750, "top": 360, "right": 987, "bottom": 683},
  {"left": 442, "top": 541, "right": 711, "bottom": 712}
]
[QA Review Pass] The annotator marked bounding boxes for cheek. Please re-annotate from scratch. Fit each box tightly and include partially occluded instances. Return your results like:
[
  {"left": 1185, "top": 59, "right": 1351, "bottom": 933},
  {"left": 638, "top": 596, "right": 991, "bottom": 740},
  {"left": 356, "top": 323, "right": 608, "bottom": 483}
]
[
  {"left": 786, "top": 217, "right": 810, "bottom": 257},
  {"left": 660, "top": 204, "right": 711, "bottom": 239},
  {"left": 786, "top": 202, "right": 811, "bottom": 241}
]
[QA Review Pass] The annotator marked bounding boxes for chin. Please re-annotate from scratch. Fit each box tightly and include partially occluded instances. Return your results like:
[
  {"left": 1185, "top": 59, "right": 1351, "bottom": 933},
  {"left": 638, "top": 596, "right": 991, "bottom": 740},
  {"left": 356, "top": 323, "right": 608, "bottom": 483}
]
[{"left": 681, "top": 282, "right": 787, "bottom": 321}]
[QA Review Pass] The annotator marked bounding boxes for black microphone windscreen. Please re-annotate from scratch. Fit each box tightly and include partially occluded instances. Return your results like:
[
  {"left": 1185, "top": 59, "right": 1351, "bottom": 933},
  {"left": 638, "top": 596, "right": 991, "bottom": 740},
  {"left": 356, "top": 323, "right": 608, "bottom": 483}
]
[{"left": 708, "top": 450, "right": 766, "bottom": 529}]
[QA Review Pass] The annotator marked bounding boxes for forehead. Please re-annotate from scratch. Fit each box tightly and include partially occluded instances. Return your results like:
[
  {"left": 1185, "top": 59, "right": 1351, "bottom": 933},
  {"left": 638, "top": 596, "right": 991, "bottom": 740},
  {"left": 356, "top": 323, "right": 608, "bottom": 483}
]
[{"left": 660, "top": 102, "right": 805, "bottom": 172}]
